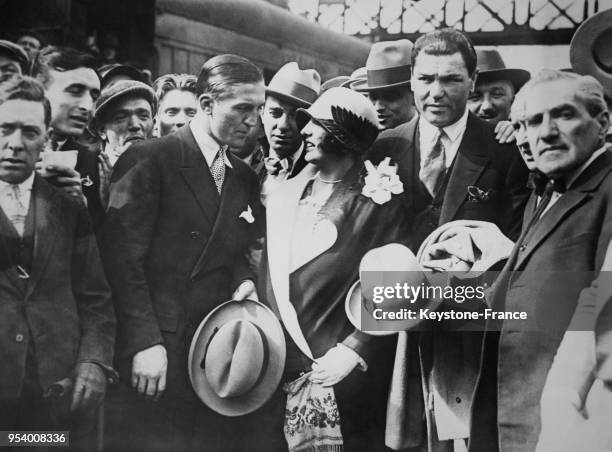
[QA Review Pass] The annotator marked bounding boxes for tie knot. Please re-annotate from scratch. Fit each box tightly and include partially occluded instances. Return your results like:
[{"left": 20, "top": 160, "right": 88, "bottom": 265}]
[{"left": 530, "top": 171, "right": 566, "bottom": 196}]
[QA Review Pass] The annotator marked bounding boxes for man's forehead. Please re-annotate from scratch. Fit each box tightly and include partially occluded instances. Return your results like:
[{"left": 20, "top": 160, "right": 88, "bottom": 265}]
[
  {"left": 49, "top": 67, "right": 100, "bottom": 88},
  {"left": 112, "top": 96, "right": 153, "bottom": 112},
  {"left": 475, "top": 79, "right": 514, "bottom": 92},
  {"left": 524, "top": 79, "right": 581, "bottom": 114},
  {"left": 0, "top": 99, "right": 45, "bottom": 124},
  {"left": 265, "top": 94, "right": 298, "bottom": 111},
  {"left": 223, "top": 82, "right": 265, "bottom": 102},
  {"left": 413, "top": 51, "right": 468, "bottom": 74}
]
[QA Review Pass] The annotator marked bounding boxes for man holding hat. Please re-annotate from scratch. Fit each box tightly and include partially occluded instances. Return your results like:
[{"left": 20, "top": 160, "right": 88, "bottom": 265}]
[
  {"left": 467, "top": 49, "right": 530, "bottom": 127},
  {"left": 0, "top": 40, "right": 28, "bottom": 83},
  {"left": 259, "top": 62, "right": 320, "bottom": 203},
  {"left": 351, "top": 39, "right": 417, "bottom": 130},
  {"left": 102, "top": 54, "right": 265, "bottom": 452}
]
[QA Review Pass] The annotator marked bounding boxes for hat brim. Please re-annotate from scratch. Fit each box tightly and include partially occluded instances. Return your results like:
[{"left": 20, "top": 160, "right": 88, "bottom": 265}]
[
  {"left": 92, "top": 86, "right": 157, "bottom": 135},
  {"left": 296, "top": 108, "right": 359, "bottom": 152},
  {"left": 101, "top": 66, "right": 144, "bottom": 86},
  {"left": 345, "top": 281, "right": 435, "bottom": 334},
  {"left": 350, "top": 78, "right": 411, "bottom": 92},
  {"left": 266, "top": 88, "right": 313, "bottom": 109},
  {"left": 476, "top": 69, "right": 531, "bottom": 92},
  {"left": 570, "top": 9, "right": 612, "bottom": 95},
  {"left": 188, "top": 299, "right": 286, "bottom": 417}
]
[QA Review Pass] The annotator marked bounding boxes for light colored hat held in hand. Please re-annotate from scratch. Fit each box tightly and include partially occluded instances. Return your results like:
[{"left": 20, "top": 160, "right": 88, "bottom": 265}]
[
  {"left": 188, "top": 299, "right": 286, "bottom": 417},
  {"left": 266, "top": 62, "right": 321, "bottom": 108},
  {"left": 351, "top": 39, "right": 413, "bottom": 92},
  {"left": 296, "top": 86, "right": 380, "bottom": 154}
]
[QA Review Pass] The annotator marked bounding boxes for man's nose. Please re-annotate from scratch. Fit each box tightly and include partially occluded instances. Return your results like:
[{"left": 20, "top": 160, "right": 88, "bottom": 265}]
[
  {"left": 174, "top": 111, "right": 188, "bottom": 128},
  {"left": 77, "top": 93, "right": 95, "bottom": 114},
  {"left": 480, "top": 94, "right": 495, "bottom": 113},
  {"left": 244, "top": 109, "right": 258, "bottom": 127},
  {"left": 429, "top": 80, "right": 444, "bottom": 99},
  {"left": 6, "top": 129, "right": 24, "bottom": 152},
  {"left": 539, "top": 115, "right": 559, "bottom": 142},
  {"left": 128, "top": 114, "right": 143, "bottom": 131}
]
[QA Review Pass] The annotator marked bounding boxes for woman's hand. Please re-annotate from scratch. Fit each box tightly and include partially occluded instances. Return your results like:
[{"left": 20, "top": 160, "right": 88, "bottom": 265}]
[{"left": 309, "top": 345, "right": 362, "bottom": 387}]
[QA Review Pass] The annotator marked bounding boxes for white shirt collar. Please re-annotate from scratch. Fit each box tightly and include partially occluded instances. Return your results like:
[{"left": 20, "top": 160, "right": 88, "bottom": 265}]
[
  {"left": 0, "top": 172, "right": 35, "bottom": 194},
  {"left": 268, "top": 142, "right": 304, "bottom": 171},
  {"left": 189, "top": 113, "right": 233, "bottom": 168},
  {"left": 419, "top": 109, "right": 469, "bottom": 144}
]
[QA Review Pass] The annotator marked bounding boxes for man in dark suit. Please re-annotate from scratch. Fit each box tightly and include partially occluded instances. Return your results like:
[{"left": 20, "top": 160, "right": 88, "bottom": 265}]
[
  {"left": 0, "top": 77, "right": 115, "bottom": 435},
  {"left": 379, "top": 30, "right": 530, "bottom": 452},
  {"left": 467, "top": 69, "right": 612, "bottom": 452},
  {"left": 102, "top": 54, "right": 264, "bottom": 452},
  {"left": 31, "top": 46, "right": 105, "bottom": 230}
]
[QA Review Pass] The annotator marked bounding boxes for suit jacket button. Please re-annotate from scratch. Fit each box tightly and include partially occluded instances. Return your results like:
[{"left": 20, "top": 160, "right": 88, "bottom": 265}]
[
  {"left": 519, "top": 244, "right": 526, "bottom": 251},
  {"left": 455, "top": 397, "right": 462, "bottom": 403},
  {"left": 15, "top": 334, "right": 24, "bottom": 342},
  {"left": 190, "top": 231, "right": 200, "bottom": 239}
]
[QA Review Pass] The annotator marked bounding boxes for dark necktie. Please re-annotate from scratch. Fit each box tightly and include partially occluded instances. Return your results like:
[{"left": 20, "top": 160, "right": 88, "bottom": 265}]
[
  {"left": 420, "top": 129, "right": 446, "bottom": 197},
  {"left": 264, "top": 156, "right": 291, "bottom": 176}
]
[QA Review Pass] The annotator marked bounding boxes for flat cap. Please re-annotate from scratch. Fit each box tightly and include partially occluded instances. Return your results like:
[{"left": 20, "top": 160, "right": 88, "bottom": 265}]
[
  {"left": 92, "top": 80, "right": 157, "bottom": 131},
  {"left": 0, "top": 40, "right": 29, "bottom": 71}
]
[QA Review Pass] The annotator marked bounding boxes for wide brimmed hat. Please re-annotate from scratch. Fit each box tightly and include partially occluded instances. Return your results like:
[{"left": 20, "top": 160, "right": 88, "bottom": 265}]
[
  {"left": 92, "top": 80, "right": 156, "bottom": 132},
  {"left": 0, "top": 40, "right": 28, "bottom": 72},
  {"left": 98, "top": 63, "right": 146, "bottom": 88},
  {"left": 351, "top": 40, "right": 413, "bottom": 92},
  {"left": 476, "top": 49, "right": 530, "bottom": 91},
  {"left": 345, "top": 243, "right": 436, "bottom": 334},
  {"left": 266, "top": 62, "right": 321, "bottom": 108},
  {"left": 343, "top": 67, "right": 366, "bottom": 89},
  {"left": 188, "top": 299, "right": 286, "bottom": 416},
  {"left": 321, "top": 76, "right": 351, "bottom": 94},
  {"left": 570, "top": 9, "right": 612, "bottom": 95},
  {"left": 296, "top": 86, "right": 379, "bottom": 153}
]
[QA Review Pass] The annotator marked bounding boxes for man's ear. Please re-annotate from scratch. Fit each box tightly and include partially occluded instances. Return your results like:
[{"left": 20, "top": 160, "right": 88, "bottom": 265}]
[
  {"left": 470, "top": 68, "right": 479, "bottom": 92},
  {"left": 98, "top": 125, "right": 107, "bottom": 141},
  {"left": 199, "top": 93, "right": 214, "bottom": 115},
  {"left": 597, "top": 110, "right": 610, "bottom": 141}
]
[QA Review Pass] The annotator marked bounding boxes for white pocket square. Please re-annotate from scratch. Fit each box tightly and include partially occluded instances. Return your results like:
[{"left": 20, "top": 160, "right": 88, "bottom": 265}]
[{"left": 239, "top": 205, "right": 255, "bottom": 223}]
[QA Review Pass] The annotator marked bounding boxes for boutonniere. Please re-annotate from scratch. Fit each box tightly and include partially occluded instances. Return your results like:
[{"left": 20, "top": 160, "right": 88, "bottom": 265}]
[
  {"left": 239, "top": 205, "right": 255, "bottom": 223},
  {"left": 467, "top": 185, "right": 494, "bottom": 202},
  {"left": 362, "top": 157, "right": 404, "bottom": 205}
]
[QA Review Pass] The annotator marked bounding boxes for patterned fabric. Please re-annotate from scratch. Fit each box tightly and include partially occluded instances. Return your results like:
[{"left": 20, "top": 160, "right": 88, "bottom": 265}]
[
  {"left": 211, "top": 147, "right": 227, "bottom": 194},
  {"left": 419, "top": 128, "right": 447, "bottom": 197},
  {"left": 283, "top": 372, "right": 344, "bottom": 452},
  {"left": 1, "top": 185, "right": 28, "bottom": 236}
]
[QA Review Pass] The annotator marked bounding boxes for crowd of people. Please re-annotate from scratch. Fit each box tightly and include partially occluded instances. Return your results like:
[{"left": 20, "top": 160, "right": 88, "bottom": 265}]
[{"left": 1, "top": 8, "right": 612, "bottom": 452}]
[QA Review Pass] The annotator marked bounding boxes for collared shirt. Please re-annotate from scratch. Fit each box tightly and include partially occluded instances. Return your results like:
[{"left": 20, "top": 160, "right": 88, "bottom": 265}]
[
  {"left": 189, "top": 115, "right": 233, "bottom": 169},
  {"left": 539, "top": 145, "right": 609, "bottom": 217},
  {"left": 261, "top": 143, "right": 305, "bottom": 206},
  {"left": 0, "top": 173, "right": 35, "bottom": 235},
  {"left": 419, "top": 109, "right": 469, "bottom": 170}
]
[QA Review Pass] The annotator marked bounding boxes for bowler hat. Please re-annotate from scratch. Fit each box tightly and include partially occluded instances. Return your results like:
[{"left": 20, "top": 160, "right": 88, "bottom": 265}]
[
  {"left": 188, "top": 299, "right": 286, "bottom": 416},
  {"left": 91, "top": 80, "right": 156, "bottom": 132},
  {"left": 570, "top": 9, "right": 612, "bottom": 95},
  {"left": 0, "top": 40, "right": 28, "bottom": 72},
  {"left": 345, "top": 243, "right": 435, "bottom": 334},
  {"left": 351, "top": 40, "right": 413, "bottom": 92},
  {"left": 475, "top": 49, "right": 530, "bottom": 92},
  {"left": 266, "top": 62, "right": 321, "bottom": 108},
  {"left": 296, "top": 87, "right": 379, "bottom": 154}
]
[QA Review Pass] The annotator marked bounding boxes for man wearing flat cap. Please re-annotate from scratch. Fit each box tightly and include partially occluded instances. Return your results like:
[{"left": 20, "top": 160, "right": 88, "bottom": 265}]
[
  {"left": 351, "top": 39, "right": 417, "bottom": 130},
  {"left": 259, "top": 62, "right": 320, "bottom": 204},
  {"left": 0, "top": 40, "right": 28, "bottom": 83},
  {"left": 102, "top": 54, "right": 264, "bottom": 452}
]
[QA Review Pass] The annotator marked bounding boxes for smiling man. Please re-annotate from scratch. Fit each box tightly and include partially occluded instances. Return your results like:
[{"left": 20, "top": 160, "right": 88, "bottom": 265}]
[
  {"left": 102, "top": 54, "right": 265, "bottom": 452},
  {"left": 92, "top": 80, "right": 156, "bottom": 166},
  {"left": 372, "top": 29, "right": 530, "bottom": 452}
]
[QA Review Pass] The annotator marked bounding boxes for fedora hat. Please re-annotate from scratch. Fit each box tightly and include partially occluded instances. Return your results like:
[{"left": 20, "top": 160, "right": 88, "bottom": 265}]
[
  {"left": 188, "top": 299, "right": 286, "bottom": 417},
  {"left": 296, "top": 86, "right": 379, "bottom": 154},
  {"left": 266, "top": 62, "right": 321, "bottom": 108},
  {"left": 351, "top": 40, "right": 413, "bottom": 92},
  {"left": 570, "top": 9, "right": 612, "bottom": 95},
  {"left": 343, "top": 67, "right": 367, "bottom": 88},
  {"left": 476, "top": 49, "right": 530, "bottom": 91},
  {"left": 321, "top": 75, "right": 351, "bottom": 94},
  {"left": 345, "top": 243, "right": 437, "bottom": 334}
]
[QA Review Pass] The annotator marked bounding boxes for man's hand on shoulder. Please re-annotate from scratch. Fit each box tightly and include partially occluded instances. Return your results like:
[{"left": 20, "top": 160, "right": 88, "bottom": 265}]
[
  {"left": 132, "top": 344, "right": 167, "bottom": 402},
  {"left": 232, "top": 279, "right": 259, "bottom": 302},
  {"left": 494, "top": 120, "right": 516, "bottom": 144}
]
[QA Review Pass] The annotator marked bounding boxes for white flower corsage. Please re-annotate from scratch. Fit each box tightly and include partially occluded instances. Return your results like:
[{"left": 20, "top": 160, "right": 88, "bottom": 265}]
[{"left": 361, "top": 157, "right": 404, "bottom": 205}]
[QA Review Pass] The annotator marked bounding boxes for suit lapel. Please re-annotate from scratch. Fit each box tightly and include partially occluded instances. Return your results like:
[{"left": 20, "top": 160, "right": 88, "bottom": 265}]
[
  {"left": 177, "top": 127, "right": 219, "bottom": 229},
  {"left": 26, "top": 177, "right": 60, "bottom": 297},
  {"left": 439, "top": 115, "right": 490, "bottom": 224},
  {"left": 190, "top": 164, "right": 243, "bottom": 278},
  {"left": 267, "top": 164, "right": 317, "bottom": 359},
  {"left": 0, "top": 208, "right": 23, "bottom": 289}
]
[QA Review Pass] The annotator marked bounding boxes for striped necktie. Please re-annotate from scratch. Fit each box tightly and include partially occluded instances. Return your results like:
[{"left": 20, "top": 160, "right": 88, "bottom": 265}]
[
  {"left": 8, "top": 185, "right": 28, "bottom": 236},
  {"left": 420, "top": 128, "right": 447, "bottom": 197}
]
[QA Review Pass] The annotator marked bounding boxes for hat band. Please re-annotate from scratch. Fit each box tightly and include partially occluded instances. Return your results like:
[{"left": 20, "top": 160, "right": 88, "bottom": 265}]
[
  {"left": 267, "top": 79, "right": 318, "bottom": 105},
  {"left": 366, "top": 65, "right": 411, "bottom": 88}
]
